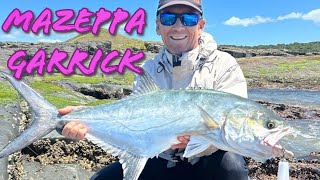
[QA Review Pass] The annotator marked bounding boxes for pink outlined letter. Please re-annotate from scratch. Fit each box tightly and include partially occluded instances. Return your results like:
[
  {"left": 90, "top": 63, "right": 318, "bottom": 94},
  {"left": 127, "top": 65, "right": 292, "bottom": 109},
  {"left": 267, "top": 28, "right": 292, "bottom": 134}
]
[
  {"left": 52, "top": 9, "right": 75, "bottom": 32},
  {"left": 118, "top": 49, "right": 144, "bottom": 74},
  {"left": 66, "top": 48, "right": 89, "bottom": 75},
  {"left": 26, "top": 49, "right": 46, "bottom": 76},
  {"left": 100, "top": 50, "right": 119, "bottom": 74},
  {"left": 74, "top": 8, "right": 93, "bottom": 33},
  {"left": 2, "top": 8, "right": 34, "bottom": 33},
  {"left": 82, "top": 48, "right": 103, "bottom": 75},
  {"left": 47, "top": 48, "right": 69, "bottom": 74},
  {"left": 32, "top": 8, "right": 52, "bottom": 34},
  {"left": 7, "top": 50, "right": 28, "bottom": 80},
  {"left": 92, "top": 8, "right": 112, "bottom": 35},
  {"left": 125, "top": 8, "right": 146, "bottom": 35},
  {"left": 109, "top": 8, "right": 129, "bottom": 35}
]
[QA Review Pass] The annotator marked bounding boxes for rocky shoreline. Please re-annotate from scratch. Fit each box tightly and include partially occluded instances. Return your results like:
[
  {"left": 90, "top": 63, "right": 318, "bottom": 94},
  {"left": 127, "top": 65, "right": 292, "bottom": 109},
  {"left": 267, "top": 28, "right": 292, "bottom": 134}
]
[{"left": 144, "top": 41, "right": 320, "bottom": 57}]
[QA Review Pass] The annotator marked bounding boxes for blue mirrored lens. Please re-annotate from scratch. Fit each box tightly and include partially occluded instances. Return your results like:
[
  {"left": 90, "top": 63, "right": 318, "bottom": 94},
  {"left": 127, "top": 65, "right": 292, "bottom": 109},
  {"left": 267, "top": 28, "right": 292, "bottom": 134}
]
[
  {"left": 160, "top": 13, "right": 200, "bottom": 26},
  {"left": 181, "top": 14, "right": 199, "bottom": 26},
  {"left": 160, "top": 13, "right": 177, "bottom": 26}
]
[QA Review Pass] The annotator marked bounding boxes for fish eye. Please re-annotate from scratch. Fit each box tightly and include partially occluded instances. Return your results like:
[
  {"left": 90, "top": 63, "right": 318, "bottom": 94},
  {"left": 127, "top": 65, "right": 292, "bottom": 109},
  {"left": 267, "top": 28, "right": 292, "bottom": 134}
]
[{"left": 266, "top": 121, "right": 275, "bottom": 129}]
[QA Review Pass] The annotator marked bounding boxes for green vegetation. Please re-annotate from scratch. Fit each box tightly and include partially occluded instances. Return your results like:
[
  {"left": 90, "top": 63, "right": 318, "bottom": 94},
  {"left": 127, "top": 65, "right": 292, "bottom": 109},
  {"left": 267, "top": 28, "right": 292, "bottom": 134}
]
[
  {"left": 0, "top": 72, "right": 134, "bottom": 108},
  {"left": 29, "top": 73, "right": 134, "bottom": 108},
  {"left": 30, "top": 80, "right": 86, "bottom": 108},
  {"left": 255, "top": 59, "right": 320, "bottom": 75},
  {"left": 86, "top": 99, "right": 115, "bottom": 106},
  {"left": 241, "top": 56, "right": 320, "bottom": 89},
  {"left": 0, "top": 83, "right": 18, "bottom": 104},
  {"left": 226, "top": 41, "right": 320, "bottom": 54},
  {"left": 67, "top": 28, "right": 146, "bottom": 51},
  {"left": 276, "top": 59, "right": 320, "bottom": 71},
  {"left": 36, "top": 73, "right": 135, "bottom": 85}
]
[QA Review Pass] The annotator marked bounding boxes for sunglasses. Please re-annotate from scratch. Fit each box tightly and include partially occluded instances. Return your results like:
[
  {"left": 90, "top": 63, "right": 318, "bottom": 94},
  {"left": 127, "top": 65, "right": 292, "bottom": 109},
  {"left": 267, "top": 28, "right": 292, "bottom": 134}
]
[{"left": 159, "top": 12, "right": 201, "bottom": 27}]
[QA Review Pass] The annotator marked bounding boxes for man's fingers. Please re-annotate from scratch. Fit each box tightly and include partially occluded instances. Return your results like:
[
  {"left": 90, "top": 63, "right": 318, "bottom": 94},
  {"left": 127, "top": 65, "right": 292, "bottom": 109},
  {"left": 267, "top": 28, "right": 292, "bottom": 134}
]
[
  {"left": 61, "top": 121, "right": 76, "bottom": 136},
  {"left": 75, "top": 126, "right": 88, "bottom": 140},
  {"left": 170, "top": 135, "right": 191, "bottom": 149},
  {"left": 58, "top": 106, "right": 86, "bottom": 115},
  {"left": 171, "top": 143, "right": 187, "bottom": 149},
  {"left": 58, "top": 106, "right": 75, "bottom": 115},
  {"left": 177, "top": 135, "right": 190, "bottom": 144},
  {"left": 62, "top": 121, "right": 87, "bottom": 140}
]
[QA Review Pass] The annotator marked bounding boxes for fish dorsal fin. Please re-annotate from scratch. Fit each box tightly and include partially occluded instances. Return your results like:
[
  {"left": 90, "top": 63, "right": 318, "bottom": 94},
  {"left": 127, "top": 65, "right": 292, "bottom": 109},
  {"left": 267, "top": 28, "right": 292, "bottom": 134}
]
[
  {"left": 197, "top": 105, "right": 220, "bottom": 129},
  {"left": 131, "top": 70, "right": 160, "bottom": 96},
  {"left": 183, "top": 136, "right": 218, "bottom": 159},
  {"left": 86, "top": 134, "right": 148, "bottom": 180}
]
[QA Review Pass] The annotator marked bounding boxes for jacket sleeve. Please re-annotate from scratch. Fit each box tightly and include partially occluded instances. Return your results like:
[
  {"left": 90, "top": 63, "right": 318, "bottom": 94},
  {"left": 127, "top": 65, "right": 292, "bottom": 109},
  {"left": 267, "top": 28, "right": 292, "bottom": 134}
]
[{"left": 213, "top": 52, "right": 248, "bottom": 98}]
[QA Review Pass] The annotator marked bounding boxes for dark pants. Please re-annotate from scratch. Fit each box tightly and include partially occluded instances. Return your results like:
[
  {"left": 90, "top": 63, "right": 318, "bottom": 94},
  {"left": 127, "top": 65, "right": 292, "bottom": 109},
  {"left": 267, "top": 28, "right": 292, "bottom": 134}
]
[{"left": 90, "top": 150, "right": 249, "bottom": 180}]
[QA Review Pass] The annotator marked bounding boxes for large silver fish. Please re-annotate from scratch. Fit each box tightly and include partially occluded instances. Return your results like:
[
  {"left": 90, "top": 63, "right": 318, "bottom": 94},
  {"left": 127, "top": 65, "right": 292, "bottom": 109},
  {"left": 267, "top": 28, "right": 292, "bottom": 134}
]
[{"left": 0, "top": 71, "right": 318, "bottom": 180}]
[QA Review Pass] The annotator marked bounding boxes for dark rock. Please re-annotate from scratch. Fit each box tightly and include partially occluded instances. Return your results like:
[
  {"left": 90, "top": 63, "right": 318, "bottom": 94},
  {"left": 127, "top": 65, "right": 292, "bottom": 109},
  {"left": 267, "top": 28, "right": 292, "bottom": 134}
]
[
  {"left": 144, "top": 41, "right": 163, "bottom": 53},
  {"left": 56, "top": 79, "right": 132, "bottom": 100},
  {"left": 218, "top": 46, "right": 291, "bottom": 58},
  {"left": 8, "top": 44, "right": 19, "bottom": 48}
]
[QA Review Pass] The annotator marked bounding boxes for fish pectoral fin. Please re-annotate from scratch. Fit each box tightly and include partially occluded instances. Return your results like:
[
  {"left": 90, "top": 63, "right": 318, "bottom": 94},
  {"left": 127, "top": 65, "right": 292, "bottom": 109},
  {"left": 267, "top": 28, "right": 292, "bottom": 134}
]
[
  {"left": 197, "top": 105, "right": 220, "bottom": 129},
  {"left": 120, "top": 155, "right": 148, "bottom": 180},
  {"left": 85, "top": 134, "right": 148, "bottom": 180},
  {"left": 183, "top": 136, "right": 218, "bottom": 159}
]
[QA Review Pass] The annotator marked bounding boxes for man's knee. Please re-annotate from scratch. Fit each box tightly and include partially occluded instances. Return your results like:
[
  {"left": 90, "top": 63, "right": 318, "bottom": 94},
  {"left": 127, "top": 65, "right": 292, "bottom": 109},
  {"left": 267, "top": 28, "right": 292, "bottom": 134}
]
[
  {"left": 90, "top": 162, "right": 123, "bottom": 180},
  {"left": 220, "top": 151, "right": 248, "bottom": 179},
  {"left": 221, "top": 152, "right": 246, "bottom": 170}
]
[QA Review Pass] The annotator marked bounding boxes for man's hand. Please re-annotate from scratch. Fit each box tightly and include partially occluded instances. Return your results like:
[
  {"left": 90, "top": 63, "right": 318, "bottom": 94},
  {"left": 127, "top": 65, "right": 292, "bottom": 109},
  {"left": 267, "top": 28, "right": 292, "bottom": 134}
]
[
  {"left": 58, "top": 106, "right": 88, "bottom": 140},
  {"left": 171, "top": 135, "right": 190, "bottom": 149}
]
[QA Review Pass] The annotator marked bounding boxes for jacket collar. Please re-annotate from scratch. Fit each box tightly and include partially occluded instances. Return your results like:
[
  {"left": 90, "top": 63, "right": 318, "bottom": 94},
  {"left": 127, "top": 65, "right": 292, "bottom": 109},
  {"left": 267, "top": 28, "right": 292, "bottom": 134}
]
[{"left": 158, "top": 32, "right": 218, "bottom": 73}]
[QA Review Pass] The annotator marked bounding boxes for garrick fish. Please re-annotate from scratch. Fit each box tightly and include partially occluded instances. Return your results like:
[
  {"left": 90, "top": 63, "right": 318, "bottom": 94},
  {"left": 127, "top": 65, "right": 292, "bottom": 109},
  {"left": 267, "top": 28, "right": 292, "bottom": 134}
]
[{"left": 0, "top": 71, "right": 317, "bottom": 180}]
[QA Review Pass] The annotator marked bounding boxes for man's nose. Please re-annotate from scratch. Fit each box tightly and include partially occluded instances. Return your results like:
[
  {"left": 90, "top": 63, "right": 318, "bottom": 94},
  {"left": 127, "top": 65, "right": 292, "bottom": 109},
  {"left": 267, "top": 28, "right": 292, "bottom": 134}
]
[{"left": 172, "top": 18, "right": 185, "bottom": 30}]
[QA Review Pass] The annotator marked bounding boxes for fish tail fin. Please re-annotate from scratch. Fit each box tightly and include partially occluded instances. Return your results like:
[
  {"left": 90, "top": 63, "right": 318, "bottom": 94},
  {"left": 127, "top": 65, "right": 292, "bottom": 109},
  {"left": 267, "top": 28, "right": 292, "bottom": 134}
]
[{"left": 0, "top": 71, "right": 58, "bottom": 158}]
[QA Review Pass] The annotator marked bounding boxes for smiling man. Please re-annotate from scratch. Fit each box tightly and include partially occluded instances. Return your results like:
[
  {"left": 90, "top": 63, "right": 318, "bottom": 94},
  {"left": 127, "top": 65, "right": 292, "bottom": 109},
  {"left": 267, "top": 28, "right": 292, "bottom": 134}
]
[{"left": 60, "top": 0, "right": 249, "bottom": 179}]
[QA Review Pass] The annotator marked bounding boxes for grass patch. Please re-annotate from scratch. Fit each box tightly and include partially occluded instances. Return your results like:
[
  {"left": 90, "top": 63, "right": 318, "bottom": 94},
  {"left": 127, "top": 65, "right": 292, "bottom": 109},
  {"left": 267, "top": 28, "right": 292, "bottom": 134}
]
[
  {"left": 30, "top": 75, "right": 125, "bottom": 108},
  {"left": 85, "top": 99, "right": 115, "bottom": 106},
  {"left": 30, "top": 80, "right": 69, "bottom": 94},
  {"left": 67, "top": 28, "right": 146, "bottom": 51},
  {"left": 0, "top": 72, "right": 133, "bottom": 108},
  {"left": 30, "top": 80, "right": 85, "bottom": 108},
  {"left": 35, "top": 73, "right": 135, "bottom": 85},
  {"left": 275, "top": 59, "right": 320, "bottom": 72},
  {"left": 111, "top": 73, "right": 135, "bottom": 85},
  {"left": 0, "top": 83, "right": 18, "bottom": 104},
  {"left": 44, "top": 95, "right": 83, "bottom": 109}
]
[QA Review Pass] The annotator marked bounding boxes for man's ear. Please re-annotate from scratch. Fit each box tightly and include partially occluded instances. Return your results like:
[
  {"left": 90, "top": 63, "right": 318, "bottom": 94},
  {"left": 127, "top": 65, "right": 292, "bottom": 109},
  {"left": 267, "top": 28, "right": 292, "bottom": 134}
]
[
  {"left": 156, "top": 19, "right": 161, "bottom": 35},
  {"left": 198, "top": 18, "right": 206, "bottom": 33}
]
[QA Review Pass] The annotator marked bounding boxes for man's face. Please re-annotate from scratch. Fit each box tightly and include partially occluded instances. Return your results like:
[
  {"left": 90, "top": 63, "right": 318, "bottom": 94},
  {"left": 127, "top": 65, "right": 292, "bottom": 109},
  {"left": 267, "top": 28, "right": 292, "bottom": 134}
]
[{"left": 156, "top": 5, "right": 205, "bottom": 55}]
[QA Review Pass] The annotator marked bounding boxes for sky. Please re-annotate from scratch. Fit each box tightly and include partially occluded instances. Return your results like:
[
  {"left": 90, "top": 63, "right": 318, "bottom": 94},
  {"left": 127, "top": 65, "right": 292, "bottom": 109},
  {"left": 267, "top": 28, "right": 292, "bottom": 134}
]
[{"left": 0, "top": 0, "right": 319, "bottom": 46}]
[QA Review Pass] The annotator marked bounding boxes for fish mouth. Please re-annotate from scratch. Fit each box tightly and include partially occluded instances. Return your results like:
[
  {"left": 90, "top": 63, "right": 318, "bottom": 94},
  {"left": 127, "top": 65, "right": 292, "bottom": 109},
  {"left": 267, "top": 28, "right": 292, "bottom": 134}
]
[{"left": 262, "top": 127, "right": 294, "bottom": 158}]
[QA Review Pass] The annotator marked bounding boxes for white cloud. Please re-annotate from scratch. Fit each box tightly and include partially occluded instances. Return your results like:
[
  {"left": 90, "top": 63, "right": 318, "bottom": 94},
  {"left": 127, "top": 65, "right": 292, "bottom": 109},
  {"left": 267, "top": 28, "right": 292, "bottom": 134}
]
[
  {"left": 302, "top": 9, "right": 320, "bottom": 24},
  {"left": 0, "top": 30, "right": 21, "bottom": 40},
  {"left": 1, "top": 34, "right": 16, "bottom": 39},
  {"left": 225, "top": 8, "right": 320, "bottom": 27},
  {"left": 277, "top": 12, "right": 302, "bottom": 20},
  {"left": 38, "top": 39, "right": 63, "bottom": 43},
  {"left": 224, "top": 16, "right": 273, "bottom": 27}
]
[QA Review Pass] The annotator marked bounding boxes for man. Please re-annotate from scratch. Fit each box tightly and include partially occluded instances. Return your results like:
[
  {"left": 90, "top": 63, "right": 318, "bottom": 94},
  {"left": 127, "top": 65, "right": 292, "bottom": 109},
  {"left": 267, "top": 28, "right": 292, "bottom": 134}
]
[{"left": 59, "top": 0, "right": 249, "bottom": 179}]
